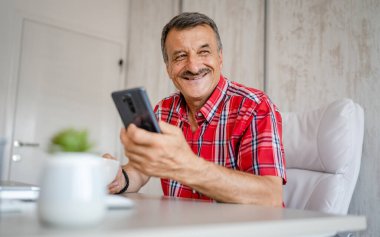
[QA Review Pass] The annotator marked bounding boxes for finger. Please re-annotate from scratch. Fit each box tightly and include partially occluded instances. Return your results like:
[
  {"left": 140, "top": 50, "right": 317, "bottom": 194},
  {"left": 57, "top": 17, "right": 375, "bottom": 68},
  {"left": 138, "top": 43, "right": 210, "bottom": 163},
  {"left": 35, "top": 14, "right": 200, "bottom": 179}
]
[
  {"left": 120, "top": 127, "right": 128, "bottom": 145},
  {"left": 102, "top": 153, "right": 116, "bottom": 160},
  {"left": 108, "top": 181, "right": 119, "bottom": 190},
  {"left": 125, "top": 124, "right": 161, "bottom": 146},
  {"left": 109, "top": 185, "right": 121, "bottom": 194},
  {"left": 107, "top": 172, "right": 126, "bottom": 194},
  {"left": 107, "top": 181, "right": 120, "bottom": 194},
  {"left": 120, "top": 127, "right": 141, "bottom": 150},
  {"left": 120, "top": 127, "right": 138, "bottom": 146},
  {"left": 124, "top": 148, "right": 149, "bottom": 165},
  {"left": 158, "top": 121, "right": 181, "bottom": 135},
  {"left": 124, "top": 138, "right": 158, "bottom": 159},
  {"left": 109, "top": 184, "right": 122, "bottom": 194},
  {"left": 109, "top": 178, "right": 119, "bottom": 186}
]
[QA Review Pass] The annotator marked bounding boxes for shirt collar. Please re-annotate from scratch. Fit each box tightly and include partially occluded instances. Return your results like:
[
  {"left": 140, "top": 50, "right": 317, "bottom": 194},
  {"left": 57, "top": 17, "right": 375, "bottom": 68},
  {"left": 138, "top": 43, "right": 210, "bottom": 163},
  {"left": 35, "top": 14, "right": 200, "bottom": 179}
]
[
  {"left": 176, "top": 75, "right": 228, "bottom": 123},
  {"left": 200, "top": 75, "right": 228, "bottom": 122}
]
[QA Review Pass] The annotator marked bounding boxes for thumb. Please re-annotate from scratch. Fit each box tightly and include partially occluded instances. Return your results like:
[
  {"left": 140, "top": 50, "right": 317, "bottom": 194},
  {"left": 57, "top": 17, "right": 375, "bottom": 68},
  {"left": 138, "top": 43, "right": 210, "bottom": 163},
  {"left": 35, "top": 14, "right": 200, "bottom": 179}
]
[
  {"left": 158, "top": 121, "right": 180, "bottom": 135},
  {"left": 102, "top": 153, "right": 117, "bottom": 160}
]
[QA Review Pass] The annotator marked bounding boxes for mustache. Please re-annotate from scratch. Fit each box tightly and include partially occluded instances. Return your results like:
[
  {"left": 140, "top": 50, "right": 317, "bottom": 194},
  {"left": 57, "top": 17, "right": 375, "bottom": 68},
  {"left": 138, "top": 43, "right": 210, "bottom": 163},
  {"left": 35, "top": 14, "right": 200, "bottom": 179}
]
[{"left": 180, "top": 68, "right": 211, "bottom": 78}]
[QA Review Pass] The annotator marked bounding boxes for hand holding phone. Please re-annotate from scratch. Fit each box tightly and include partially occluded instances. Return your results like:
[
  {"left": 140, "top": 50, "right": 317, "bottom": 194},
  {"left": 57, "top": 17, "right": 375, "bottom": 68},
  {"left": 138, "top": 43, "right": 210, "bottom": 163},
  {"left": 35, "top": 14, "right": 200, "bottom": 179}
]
[{"left": 112, "top": 87, "right": 161, "bottom": 133}]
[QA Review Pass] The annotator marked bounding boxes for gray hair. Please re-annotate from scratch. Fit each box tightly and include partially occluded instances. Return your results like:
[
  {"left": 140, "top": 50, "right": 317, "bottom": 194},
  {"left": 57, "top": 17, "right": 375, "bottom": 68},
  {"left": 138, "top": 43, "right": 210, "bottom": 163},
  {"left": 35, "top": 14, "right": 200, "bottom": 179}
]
[{"left": 161, "top": 12, "right": 223, "bottom": 63}]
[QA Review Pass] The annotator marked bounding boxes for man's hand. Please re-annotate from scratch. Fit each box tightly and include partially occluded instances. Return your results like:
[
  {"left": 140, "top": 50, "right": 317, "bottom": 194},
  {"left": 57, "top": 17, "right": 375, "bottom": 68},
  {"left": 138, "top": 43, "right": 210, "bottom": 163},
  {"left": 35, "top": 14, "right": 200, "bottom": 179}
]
[
  {"left": 120, "top": 121, "right": 198, "bottom": 180},
  {"left": 120, "top": 121, "right": 283, "bottom": 206},
  {"left": 102, "top": 153, "right": 126, "bottom": 194}
]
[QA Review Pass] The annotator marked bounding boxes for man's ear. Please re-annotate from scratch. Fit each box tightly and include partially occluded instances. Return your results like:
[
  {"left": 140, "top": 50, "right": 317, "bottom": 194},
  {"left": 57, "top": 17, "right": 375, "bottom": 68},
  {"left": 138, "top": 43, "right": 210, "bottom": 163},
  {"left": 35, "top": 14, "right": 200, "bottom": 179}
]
[
  {"left": 165, "top": 63, "right": 174, "bottom": 81},
  {"left": 165, "top": 62, "right": 170, "bottom": 76},
  {"left": 218, "top": 50, "right": 223, "bottom": 69}
]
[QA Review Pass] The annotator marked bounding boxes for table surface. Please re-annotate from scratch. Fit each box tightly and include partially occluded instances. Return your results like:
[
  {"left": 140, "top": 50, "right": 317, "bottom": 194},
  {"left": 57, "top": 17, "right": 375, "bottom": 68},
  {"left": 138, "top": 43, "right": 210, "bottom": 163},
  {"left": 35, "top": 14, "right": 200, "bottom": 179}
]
[{"left": 0, "top": 193, "right": 366, "bottom": 237}]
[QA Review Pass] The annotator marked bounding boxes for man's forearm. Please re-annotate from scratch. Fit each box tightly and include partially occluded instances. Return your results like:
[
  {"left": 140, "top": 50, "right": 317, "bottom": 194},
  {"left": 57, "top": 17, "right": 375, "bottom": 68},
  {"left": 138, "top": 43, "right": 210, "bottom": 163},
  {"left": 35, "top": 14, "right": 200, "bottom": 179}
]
[{"left": 177, "top": 157, "right": 283, "bottom": 206}]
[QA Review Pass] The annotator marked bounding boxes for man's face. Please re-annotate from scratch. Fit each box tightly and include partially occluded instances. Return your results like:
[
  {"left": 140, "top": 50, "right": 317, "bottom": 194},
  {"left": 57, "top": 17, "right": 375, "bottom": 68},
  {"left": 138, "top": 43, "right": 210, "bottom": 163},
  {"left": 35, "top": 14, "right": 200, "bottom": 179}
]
[{"left": 165, "top": 25, "right": 223, "bottom": 104}]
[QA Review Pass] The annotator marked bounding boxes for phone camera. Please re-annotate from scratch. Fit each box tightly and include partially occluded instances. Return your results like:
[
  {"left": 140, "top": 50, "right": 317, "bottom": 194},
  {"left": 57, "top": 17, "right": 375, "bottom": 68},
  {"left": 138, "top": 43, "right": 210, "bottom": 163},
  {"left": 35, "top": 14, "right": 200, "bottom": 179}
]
[{"left": 123, "top": 94, "right": 136, "bottom": 113}]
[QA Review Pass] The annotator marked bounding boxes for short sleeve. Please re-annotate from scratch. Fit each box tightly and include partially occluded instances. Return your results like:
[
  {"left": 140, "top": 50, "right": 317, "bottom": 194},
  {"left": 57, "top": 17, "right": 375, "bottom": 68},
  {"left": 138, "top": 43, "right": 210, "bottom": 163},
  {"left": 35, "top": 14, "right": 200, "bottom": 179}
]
[{"left": 237, "top": 98, "right": 287, "bottom": 184}]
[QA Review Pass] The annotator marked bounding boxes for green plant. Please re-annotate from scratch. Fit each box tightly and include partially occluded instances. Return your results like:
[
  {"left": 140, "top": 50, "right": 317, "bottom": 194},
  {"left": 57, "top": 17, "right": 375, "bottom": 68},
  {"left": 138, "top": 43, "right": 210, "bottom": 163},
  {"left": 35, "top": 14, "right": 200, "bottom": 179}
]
[{"left": 49, "top": 128, "right": 94, "bottom": 153}]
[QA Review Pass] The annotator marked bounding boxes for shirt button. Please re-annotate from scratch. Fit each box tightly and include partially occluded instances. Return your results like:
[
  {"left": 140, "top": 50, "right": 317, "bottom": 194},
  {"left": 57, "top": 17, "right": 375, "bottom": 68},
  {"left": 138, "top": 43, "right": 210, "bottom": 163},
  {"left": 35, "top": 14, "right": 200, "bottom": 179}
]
[{"left": 197, "top": 113, "right": 202, "bottom": 117}]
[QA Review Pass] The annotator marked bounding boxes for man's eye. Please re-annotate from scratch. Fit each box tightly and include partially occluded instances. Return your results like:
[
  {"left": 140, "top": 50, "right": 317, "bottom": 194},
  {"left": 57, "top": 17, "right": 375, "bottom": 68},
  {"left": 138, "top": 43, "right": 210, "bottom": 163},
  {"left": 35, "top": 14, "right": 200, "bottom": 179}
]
[
  {"left": 199, "top": 50, "right": 210, "bottom": 55},
  {"left": 175, "top": 55, "right": 186, "bottom": 61}
]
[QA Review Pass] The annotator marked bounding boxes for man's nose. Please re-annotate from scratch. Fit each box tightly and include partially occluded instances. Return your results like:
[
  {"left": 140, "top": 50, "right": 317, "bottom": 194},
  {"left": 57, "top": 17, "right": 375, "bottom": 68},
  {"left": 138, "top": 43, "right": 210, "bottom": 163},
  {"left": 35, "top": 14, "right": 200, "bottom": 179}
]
[{"left": 186, "top": 54, "right": 202, "bottom": 74}]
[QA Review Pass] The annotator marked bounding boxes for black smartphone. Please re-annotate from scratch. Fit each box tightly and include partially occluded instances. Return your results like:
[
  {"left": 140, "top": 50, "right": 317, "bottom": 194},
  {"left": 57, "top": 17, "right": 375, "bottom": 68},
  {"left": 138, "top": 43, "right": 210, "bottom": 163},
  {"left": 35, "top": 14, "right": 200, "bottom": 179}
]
[{"left": 111, "top": 87, "right": 161, "bottom": 133}]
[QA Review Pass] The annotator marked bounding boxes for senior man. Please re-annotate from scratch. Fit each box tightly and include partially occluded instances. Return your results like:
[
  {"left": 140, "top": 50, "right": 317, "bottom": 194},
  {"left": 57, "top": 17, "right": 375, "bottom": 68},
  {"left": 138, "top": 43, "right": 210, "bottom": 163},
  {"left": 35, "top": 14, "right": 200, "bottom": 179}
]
[{"left": 105, "top": 12, "right": 286, "bottom": 207}]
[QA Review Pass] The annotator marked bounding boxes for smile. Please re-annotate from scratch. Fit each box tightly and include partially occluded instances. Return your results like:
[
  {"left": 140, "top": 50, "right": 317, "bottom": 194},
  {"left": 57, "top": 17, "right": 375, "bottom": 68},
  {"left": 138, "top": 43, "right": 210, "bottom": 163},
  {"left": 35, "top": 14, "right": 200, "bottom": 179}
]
[{"left": 182, "top": 71, "right": 209, "bottom": 80}]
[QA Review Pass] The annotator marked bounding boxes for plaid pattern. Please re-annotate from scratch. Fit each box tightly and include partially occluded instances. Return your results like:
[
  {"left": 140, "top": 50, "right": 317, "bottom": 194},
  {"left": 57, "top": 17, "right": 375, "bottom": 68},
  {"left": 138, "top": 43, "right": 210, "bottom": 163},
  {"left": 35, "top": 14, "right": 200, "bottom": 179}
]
[{"left": 154, "top": 76, "right": 286, "bottom": 201}]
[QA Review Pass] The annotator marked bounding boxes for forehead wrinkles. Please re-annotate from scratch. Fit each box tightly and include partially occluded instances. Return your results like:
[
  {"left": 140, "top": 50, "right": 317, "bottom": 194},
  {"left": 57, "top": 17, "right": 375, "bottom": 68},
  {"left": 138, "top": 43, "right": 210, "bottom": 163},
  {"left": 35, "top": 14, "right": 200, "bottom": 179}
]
[{"left": 166, "top": 26, "right": 217, "bottom": 54}]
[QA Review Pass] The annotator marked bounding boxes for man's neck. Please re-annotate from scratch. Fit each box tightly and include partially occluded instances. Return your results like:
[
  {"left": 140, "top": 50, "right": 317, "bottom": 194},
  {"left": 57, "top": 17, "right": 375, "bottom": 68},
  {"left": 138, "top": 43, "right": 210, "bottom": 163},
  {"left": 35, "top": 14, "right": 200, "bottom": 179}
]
[
  {"left": 184, "top": 98, "right": 206, "bottom": 132},
  {"left": 187, "top": 109, "right": 199, "bottom": 132},
  {"left": 183, "top": 95, "right": 206, "bottom": 115}
]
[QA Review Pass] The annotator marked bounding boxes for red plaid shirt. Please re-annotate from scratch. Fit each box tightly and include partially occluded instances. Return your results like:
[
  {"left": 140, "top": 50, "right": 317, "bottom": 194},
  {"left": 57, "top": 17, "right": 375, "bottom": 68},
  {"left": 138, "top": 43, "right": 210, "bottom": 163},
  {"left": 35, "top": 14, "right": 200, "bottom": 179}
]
[{"left": 154, "top": 76, "right": 286, "bottom": 201}]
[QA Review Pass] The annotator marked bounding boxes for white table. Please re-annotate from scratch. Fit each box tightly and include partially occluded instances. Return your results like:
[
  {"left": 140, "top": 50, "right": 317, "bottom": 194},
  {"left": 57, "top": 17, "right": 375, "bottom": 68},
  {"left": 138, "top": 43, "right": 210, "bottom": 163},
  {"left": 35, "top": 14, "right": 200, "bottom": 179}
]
[{"left": 0, "top": 193, "right": 366, "bottom": 237}]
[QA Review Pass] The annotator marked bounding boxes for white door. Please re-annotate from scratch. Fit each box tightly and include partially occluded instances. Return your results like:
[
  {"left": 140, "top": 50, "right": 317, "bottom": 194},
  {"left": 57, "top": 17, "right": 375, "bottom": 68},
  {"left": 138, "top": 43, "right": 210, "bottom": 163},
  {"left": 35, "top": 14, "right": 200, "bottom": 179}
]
[{"left": 10, "top": 19, "right": 124, "bottom": 185}]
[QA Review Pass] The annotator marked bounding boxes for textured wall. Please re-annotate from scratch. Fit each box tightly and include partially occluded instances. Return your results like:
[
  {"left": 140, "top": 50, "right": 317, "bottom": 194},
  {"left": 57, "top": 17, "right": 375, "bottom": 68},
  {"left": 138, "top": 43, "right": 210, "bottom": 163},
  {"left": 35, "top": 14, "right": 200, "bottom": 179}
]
[
  {"left": 125, "top": 0, "right": 180, "bottom": 194},
  {"left": 0, "top": 1, "right": 12, "bottom": 137},
  {"left": 125, "top": 0, "right": 179, "bottom": 106},
  {"left": 266, "top": 1, "right": 380, "bottom": 236},
  {"left": 182, "top": 0, "right": 265, "bottom": 89}
]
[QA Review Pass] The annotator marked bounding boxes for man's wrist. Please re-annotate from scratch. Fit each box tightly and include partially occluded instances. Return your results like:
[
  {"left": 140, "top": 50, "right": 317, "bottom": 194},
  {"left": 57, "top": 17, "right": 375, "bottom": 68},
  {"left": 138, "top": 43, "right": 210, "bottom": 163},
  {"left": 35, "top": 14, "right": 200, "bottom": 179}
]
[
  {"left": 180, "top": 154, "right": 208, "bottom": 186},
  {"left": 116, "top": 169, "right": 129, "bottom": 194}
]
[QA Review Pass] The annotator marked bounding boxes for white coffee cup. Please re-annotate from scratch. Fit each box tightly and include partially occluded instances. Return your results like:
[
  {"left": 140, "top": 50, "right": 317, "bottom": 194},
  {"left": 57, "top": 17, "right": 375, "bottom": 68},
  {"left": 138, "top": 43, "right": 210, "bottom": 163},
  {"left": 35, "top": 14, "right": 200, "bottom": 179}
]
[{"left": 38, "top": 153, "right": 107, "bottom": 227}]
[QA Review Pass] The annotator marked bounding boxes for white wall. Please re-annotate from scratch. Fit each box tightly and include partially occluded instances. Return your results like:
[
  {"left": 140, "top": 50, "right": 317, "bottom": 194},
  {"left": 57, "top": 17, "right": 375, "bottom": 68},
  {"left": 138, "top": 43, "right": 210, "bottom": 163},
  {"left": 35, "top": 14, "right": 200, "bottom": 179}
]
[
  {"left": 0, "top": 0, "right": 15, "bottom": 137},
  {"left": 266, "top": 1, "right": 380, "bottom": 236},
  {"left": 0, "top": 0, "right": 128, "bottom": 178},
  {"left": 182, "top": 0, "right": 265, "bottom": 90},
  {"left": 123, "top": 0, "right": 180, "bottom": 195},
  {"left": 124, "top": 0, "right": 179, "bottom": 106}
]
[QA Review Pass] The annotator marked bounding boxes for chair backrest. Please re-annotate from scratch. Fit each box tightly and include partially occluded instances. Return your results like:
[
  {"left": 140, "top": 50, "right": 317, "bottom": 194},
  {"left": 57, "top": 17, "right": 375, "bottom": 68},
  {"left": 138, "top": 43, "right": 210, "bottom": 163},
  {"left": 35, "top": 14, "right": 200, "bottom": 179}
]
[{"left": 282, "top": 99, "right": 364, "bottom": 214}]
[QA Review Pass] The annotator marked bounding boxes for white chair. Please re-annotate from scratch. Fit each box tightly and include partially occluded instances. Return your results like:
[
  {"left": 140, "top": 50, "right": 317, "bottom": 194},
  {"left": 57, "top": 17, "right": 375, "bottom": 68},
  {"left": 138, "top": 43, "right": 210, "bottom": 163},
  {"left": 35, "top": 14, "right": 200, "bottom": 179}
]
[{"left": 282, "top": 98, "right": 364, "bottom": 215}]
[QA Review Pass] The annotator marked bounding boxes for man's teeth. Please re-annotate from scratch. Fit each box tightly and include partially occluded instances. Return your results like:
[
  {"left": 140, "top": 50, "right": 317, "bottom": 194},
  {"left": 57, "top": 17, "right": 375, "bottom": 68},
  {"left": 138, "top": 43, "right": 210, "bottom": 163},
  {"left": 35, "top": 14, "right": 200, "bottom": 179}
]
[{"left": 186, "top": 72, "right": 207, "bottom": 80}]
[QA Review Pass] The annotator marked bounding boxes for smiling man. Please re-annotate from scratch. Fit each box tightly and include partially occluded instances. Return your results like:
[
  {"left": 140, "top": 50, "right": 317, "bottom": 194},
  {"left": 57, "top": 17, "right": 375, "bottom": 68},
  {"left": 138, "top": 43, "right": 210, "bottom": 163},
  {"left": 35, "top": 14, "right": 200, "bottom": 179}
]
[{"left": 105, "top": 12, "right": 286, "bottom": 206}]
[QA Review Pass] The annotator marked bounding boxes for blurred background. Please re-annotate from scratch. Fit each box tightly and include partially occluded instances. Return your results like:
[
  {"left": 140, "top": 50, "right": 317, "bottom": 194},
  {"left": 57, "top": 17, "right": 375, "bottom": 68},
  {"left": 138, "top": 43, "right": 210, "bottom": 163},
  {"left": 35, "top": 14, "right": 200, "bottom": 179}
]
[{"left": 0, "top": 1, "right": 379, "bottom": 236}]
